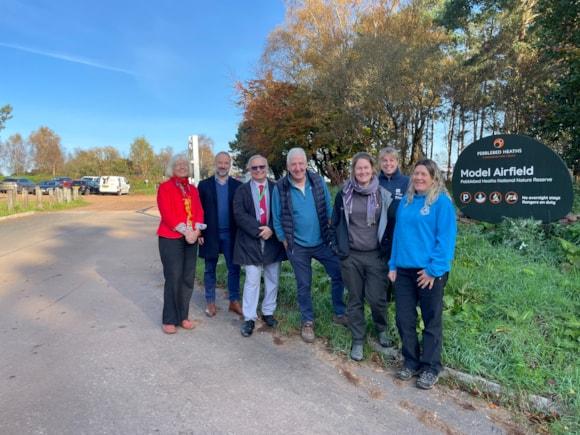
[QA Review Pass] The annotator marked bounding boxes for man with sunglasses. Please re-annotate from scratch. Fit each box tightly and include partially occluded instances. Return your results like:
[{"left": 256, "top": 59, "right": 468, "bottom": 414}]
[{"left": 232, "top": 155, "right": 286, "bottom": 337}]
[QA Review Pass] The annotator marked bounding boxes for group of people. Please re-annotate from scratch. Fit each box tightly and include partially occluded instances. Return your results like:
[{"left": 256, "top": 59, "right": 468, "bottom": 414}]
[{"left": 156, "top": 146, "right": 456, "bottom": 390}]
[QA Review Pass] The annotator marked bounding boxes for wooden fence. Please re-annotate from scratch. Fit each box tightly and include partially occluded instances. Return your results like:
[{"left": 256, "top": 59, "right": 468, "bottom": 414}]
[{"left": 4, "top": 187, "right": 80, "bottom": 213}]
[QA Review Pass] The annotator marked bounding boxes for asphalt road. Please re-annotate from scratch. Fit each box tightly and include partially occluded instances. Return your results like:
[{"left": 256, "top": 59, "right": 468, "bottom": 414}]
[{"left": 0, "top": 209, "right": 525, "bottom": 434}]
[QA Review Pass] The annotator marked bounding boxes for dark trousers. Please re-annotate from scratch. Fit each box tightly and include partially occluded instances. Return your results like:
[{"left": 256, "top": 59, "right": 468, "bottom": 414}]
[
  {"left": 394, "top": 268, "right": 448, "bottom": 375},
  {"left": 287, "top": 243, "right": 346, "bottom": 323},
  {"left": 204, "top": 231, "right": 241, "bottom": 302},
  {"left": 341, "top": 249, "right": 388, "bottom": 345},
  {"left": 159, "top": 236, "right": 198, "bottom": 325}
]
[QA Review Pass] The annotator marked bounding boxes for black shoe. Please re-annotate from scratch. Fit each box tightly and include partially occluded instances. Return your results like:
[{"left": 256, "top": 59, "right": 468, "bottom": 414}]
[
  {"left": 241, "top": 320, "right": 255, "bottom": 337},
  {"left": 416, "top": 371, "right": 439, "bottom": 390},
  {"left": 397, "top": 366, "right": 420, "bottom": 381},
  {"left": 261, "top": 314, "right": 278, "bottom": 328}
]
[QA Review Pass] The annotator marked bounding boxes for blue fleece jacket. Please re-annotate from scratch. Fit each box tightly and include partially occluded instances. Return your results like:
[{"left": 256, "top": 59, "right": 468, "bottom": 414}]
[{"left": 389, "top": 193, "right": 457, "bottom": 277}]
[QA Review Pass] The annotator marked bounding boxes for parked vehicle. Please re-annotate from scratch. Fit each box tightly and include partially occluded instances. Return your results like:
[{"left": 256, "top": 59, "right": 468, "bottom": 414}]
[
  {"left": 72, "top": 179, "right": 91, "bottom": 195},
  {"left": 99, "top": 176, "right": 130, "bottom": 195},
  {"left": 80, "top": 176, "right": 101, "bottom": 193},
  {"left": 52, "top": 177, "right": 73, "bottom": 188},
  {"left": 0, "top": 177, "right": 37, "bottom": 194},
  {"left": 38, "top": 180, "right": 59, "bottom": 194}
]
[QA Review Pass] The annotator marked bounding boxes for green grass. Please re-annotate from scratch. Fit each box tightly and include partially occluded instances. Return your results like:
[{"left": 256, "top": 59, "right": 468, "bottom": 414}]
[{"left": 0, "top": 197, "right": 87, "bottom": 217}]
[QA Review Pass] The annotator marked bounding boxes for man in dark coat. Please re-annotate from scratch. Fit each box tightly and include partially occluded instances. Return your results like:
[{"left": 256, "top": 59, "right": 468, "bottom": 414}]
[
  {"left": 233, "top": 155, "right": 286, "bottom": 337},
  {"left": 198, "top": 151, "right": 242, "bottom": 317}
]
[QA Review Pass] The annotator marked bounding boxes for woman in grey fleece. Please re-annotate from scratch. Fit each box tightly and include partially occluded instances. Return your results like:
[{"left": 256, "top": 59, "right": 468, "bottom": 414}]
[{"left": 330, "top": 152, "right": 394, "bottom": 361}]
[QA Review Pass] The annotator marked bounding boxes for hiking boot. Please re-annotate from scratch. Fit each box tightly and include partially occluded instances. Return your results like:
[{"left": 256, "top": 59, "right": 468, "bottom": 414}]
[
  {"left": 417, "top": 371, "right": 439, "bottom": 390},
  {"left": 241, "top": 320, "right": 255, "bottom": 337},
  {"left": 301, "top": 321, "right": 315, "bottom": 343},
  {"left": 397, "top": 366, "right": 420, "bottom": 381},
  {"left": 378, "top": 331, "right": 394, "bottom": 348},
  {"left": 350, "top": 343, "right": 364, "bottom": 361},
  {"left": 333, "top": 314, "right": 349, "bottom": 327},
  {"left": 261, "top": 314, "right": 278, "bottom": 328}
]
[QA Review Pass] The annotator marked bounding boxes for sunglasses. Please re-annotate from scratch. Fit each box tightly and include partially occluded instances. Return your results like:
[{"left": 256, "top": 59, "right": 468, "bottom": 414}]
[{"left": 250, "top": 165, "right": 266, "bottom": 171}]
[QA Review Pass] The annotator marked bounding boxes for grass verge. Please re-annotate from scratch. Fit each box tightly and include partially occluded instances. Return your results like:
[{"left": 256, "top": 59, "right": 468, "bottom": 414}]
[{"left": 0, "top": 198, "right": 87, "bottom": 217}]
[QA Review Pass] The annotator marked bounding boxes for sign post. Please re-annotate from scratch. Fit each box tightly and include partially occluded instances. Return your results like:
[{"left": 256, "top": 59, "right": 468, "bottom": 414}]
[
  {"left": 452, "top": 134, "right": 574, "bottom": 223},
  {"left": 188, "top": 135, "right": 200, "bottom": 186}
]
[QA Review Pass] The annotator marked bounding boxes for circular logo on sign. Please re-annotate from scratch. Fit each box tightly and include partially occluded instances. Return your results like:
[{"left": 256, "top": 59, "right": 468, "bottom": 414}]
[
  {"left": 505, "top": 191, "right": 518, "bottom": 204},
  {"left": 474, "top": 192, "right": 486, "bottom": 204},
  {"left": 493, "top": 138, "right": 505, "bottom": 149},
  {"left": 489, "top": 192, "right": 502, "bottom": 204},
  {"left": 460, "top": 192, "right": 472, "bottom": 204}
]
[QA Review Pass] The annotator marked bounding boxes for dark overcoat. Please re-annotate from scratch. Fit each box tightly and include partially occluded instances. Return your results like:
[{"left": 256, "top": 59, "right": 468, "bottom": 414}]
[
  {"left": 232, "top": 180, "right": 286, "bottom": 266},
  {"left": 198, "top": 175, "right": 242, "bottom": 259}
]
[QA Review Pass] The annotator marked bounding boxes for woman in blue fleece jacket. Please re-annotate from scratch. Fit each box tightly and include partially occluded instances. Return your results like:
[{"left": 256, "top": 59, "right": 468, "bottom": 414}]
[{"left": 388, "top": 159, "right": 456, "bottom": 390}]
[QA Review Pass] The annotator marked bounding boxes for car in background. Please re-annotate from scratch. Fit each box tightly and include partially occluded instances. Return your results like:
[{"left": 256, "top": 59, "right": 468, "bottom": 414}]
[
  {"left": 52, "top": 177, "right": 73, "bottom": 188},
  {"left": 80, "top": 176, "right": 101, "bottom": 193},
  {"left": 0, "top": 177, "right": 37, "bottom": 194},
  {"left": 38, "top": 180, "right": 59, "bottom": 194},
  {"left": 99, "top": 176, "right": 130, "bottom": 195},
  {"left": 72, "top": 179, "right": 92, "bottom": 195}
]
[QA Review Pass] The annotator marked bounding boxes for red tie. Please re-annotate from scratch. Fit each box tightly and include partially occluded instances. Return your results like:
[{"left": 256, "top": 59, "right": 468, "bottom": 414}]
[{"left": 259, "top": 184, "right": 267, "bottom": 225}]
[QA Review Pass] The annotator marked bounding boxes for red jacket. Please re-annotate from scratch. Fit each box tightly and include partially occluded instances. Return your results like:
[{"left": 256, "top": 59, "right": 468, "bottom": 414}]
[{"left": 157, "top": 177, "right": 204, "bottom": 239}]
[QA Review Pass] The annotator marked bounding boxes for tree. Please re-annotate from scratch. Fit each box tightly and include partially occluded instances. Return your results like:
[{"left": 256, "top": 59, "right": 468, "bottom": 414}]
[
  {"left": 1, "top": 133, "right": 31, "bottom": 175},
  {"left": 0, "top": 105, "right": 12, "bottom": 132},
  {"left": 129, "top": 136, "right": 155, "bottom": 178},
  {"left": 197, "top": 134, "right": 216, "bottom": 178},
  {"left": 29, "top": 127, "right": 65, "bottom": 176}
]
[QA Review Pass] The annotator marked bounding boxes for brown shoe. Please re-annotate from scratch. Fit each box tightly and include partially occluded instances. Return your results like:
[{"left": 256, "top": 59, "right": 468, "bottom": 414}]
[
  {"left": 205, "top": 302, "right": 216, "bottom": 318},
  {"left": 181, "top": 319, "right": 194, "bottom": 330},
  {"left": 162, "top": 324, "right": 177, "bottom": 334},
  {"left": 228, "top": 300, "right": 243, "bottom": 316},
  {"left": 301, "top": 321, "right": 315, "bottom": 343}
]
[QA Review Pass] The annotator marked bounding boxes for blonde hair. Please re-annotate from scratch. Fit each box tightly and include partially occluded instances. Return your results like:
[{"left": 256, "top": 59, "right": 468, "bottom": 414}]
[{"left": 405, "top": 159, "right": 449, "bottom": 206}]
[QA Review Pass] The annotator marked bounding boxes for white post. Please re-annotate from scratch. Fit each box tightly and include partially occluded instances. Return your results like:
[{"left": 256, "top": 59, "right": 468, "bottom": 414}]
[{"left": 188, "top": 135, "right": 201, "bottom": 185}]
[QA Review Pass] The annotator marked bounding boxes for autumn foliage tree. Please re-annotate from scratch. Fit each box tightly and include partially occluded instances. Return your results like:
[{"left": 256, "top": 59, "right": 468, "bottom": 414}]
[{"left": 29, "top": 126, "right": 65, "bottom": 177}]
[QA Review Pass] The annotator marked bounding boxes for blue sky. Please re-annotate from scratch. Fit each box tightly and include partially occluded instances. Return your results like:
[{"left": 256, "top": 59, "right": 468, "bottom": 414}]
[{"left": 0, "top": 0, "right": 286, "bottom": 157}]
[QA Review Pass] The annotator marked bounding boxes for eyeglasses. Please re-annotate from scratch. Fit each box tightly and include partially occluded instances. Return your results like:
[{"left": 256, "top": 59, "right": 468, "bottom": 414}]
[{"left": 250, "top": 165, "right": 266, "bottom": 171}]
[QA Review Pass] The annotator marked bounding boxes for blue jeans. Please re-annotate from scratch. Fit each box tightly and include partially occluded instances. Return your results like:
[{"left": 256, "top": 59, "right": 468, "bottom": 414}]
[
  {"left": 204, "top": 231, "right": 241, "bottom": 302},
  {"left": 287, "top": 243, "right": 346, "bottom": 323}
]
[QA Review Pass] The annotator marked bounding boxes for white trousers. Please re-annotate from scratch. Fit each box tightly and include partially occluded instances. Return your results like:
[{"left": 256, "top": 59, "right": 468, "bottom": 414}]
[{"left": 242, "top": 262, "right": 281, "bottom": 321}]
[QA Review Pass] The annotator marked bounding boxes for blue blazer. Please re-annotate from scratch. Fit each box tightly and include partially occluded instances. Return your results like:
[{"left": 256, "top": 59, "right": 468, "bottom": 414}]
[{"left": 198, "top": 175, "right": 242, "bottom": 259}]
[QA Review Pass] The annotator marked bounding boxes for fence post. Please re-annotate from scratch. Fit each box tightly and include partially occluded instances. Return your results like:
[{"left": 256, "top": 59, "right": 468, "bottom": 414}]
[
  {"left": 21, "top": 190, "right": 29, "bottom": 209},
  {"left": 7, "top": 188, "right": 15, "bottom": 213},
  {"left": 72, "top": 186, "right": 79, "bottom": 200},
  {"left": 36, "top": 189, "right": 43, "bottom": 209}
]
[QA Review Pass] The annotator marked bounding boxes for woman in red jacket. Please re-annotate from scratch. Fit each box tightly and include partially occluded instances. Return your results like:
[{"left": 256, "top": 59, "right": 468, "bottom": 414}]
[{"left": 157, "top": 155, "right": 204, "bottom": 334}]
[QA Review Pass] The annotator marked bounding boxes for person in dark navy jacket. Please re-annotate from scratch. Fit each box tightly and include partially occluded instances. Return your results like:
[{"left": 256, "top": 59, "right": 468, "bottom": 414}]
[{"left": 198, "top": 152, "right": 242, "bottom": 317}]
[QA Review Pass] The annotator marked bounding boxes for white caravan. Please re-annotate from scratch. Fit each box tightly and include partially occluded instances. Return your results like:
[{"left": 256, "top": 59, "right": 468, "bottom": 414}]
[{"left": 99, "top": 176, "right": 130, "bottom": 195}]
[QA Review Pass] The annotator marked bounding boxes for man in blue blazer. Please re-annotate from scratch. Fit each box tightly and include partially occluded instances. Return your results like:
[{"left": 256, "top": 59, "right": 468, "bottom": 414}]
[{"left": 198, "top": 152, "right": 242, "bottom": 317}]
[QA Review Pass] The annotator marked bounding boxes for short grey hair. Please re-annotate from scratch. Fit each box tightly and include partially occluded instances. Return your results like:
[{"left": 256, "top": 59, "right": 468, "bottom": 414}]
[
  {"left": 166, "top": 154, "right": 192, "bottom": 177},
  {"left": 246, "top": 154, "right": 268, "bottom": 170},
  {"left": 286, "top": 147, "right": 307, "bottom": 166},
  {"left": 214, "top": 151, "right": 231, "bottom": 162},
  {"left": 378, "top": 146, "right": 400, "bottom": 161}
]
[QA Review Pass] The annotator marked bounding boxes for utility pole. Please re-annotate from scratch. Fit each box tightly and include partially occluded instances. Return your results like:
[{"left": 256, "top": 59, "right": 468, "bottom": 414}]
[{"left": 188, "top": 135, "right": 200, "bottom": 185}]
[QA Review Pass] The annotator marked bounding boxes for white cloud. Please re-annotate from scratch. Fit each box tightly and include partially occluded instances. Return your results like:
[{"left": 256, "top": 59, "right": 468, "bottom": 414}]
[{"left": 0, "top": 42, "right": 136, "bottom": 76}]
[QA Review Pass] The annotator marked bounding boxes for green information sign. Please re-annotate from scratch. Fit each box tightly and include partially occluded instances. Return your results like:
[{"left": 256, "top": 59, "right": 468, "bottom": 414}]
[{"left": 452, "top": 134, "right": 574, "bottom": 223}]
